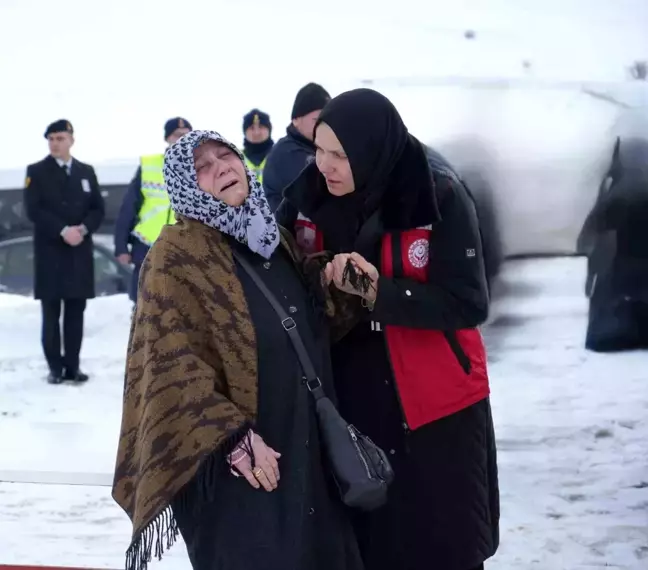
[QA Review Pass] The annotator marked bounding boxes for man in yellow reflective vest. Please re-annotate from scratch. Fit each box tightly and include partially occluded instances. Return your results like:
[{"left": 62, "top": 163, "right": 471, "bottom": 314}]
[
  {"left": 241, "top": 109, "right": 274, "bottom": 185},
  {"left": 113, "top": 117, "right": 192, "bottom": 302}
]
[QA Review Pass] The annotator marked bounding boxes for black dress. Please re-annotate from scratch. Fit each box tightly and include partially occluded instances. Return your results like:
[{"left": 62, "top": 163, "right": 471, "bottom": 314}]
[{"left": 173, "top": 241, "right": 363, "bottom": 570}]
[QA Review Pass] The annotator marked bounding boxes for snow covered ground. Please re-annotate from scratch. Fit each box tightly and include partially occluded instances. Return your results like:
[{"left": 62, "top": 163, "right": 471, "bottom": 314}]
[{"left": 0, "top": 257, "right": 646, "bottom": 569}]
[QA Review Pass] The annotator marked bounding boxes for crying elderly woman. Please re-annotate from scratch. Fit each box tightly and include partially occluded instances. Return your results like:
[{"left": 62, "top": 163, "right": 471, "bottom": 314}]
[{"left": 112, "top": 131, "right": 363, "bottom": 570}]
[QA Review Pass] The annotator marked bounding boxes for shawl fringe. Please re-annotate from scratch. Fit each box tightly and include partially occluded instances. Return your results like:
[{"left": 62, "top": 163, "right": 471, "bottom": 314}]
[{"left": 123, "top": 422, "right": 253, "bottom": 570}]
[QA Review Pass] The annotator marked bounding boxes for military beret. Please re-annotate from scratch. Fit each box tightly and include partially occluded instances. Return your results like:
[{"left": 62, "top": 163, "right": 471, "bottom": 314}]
[
  {"left": 164, "top": 117, "right": 192, "bottom": 139},
  {"left": 44, "top": 119, "right": 73, "bottom": 138},
  {"left": 243, "top": 109, "right": 272, "bottom": 133}
]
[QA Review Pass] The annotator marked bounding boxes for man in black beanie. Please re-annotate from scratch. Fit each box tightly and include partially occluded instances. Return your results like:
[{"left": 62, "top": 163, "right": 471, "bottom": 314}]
[
  {"left": 242, "top": 109, "right": 274, "bottom": 184},
  {"left": 262, "top": 82, "right": 331, "bottom": 211}
]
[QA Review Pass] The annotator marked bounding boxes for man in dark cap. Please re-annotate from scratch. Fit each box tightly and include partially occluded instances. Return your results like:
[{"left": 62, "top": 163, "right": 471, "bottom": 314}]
[
  {"left": 262, "top": 82, "right": 331, "bottom": 211},
  {"left": 23, "top": 119, "right": 105, "bottom": 384},
  {"left": 241, "top": 109, "right": 274, "bottom": 184},
  {"left": 114, "top": 117, "right": 192, "bottom": 304}
]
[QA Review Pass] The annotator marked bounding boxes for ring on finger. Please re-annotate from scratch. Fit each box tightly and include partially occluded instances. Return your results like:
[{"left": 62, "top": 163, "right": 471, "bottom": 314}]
[{"left": 253, "top": 467, "right": 264, "bottom": 479}]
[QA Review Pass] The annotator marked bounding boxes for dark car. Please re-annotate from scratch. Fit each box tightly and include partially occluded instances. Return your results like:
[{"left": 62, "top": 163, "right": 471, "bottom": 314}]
[{"left": 0, "top": 234, "right": 131, "bottom": 296}]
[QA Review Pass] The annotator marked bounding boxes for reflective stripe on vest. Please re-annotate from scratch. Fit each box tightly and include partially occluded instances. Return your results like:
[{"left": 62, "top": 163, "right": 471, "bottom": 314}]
[
  {"left": 132, "top": 154, "right": 176, "bottom": 246},
  {"left": 244, "top": 155, "right": 267, "bottom": 184}
]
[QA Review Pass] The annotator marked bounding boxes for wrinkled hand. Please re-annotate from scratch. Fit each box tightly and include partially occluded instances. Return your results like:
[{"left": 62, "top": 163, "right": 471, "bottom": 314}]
[
  {"left": 117, "top": 253, "right": 132, "bottom": 266},
  {"left": 330, "top": 252, "right": 379, "bottom": 302},
  {"left": 235, "top": 433, "right": 281, "bottom": 492},
  {"left": 62, "top": 226, "right": 83, "bottom": 247}
]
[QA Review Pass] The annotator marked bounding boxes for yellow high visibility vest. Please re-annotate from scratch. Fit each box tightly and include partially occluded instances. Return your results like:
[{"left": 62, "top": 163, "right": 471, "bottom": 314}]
[
  {"left": 132, "top": 154, "right": 176, "bottom": 246},
  {"left": 244, "top": 154, "right": 267, "bottom": 184}
]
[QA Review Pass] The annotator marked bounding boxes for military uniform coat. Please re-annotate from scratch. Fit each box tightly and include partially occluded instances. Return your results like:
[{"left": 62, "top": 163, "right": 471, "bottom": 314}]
[{"left": 24, "top": 155, "right": 105, "bottom": 300}]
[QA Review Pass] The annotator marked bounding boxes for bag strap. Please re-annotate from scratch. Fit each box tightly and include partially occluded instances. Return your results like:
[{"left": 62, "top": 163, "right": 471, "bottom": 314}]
[{"left": 232, "top": 250, "right": 325, "bottom": 399}]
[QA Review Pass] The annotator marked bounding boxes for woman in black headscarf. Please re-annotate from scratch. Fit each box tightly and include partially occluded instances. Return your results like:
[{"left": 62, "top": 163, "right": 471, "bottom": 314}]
[{"left": 277, "top": 88, "right": 500, "bottom": 570}]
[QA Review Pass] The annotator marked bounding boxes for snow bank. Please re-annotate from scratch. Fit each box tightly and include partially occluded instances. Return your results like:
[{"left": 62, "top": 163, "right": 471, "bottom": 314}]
[{"left": 0, "top": 259, "right": 646, "bottom": 569}]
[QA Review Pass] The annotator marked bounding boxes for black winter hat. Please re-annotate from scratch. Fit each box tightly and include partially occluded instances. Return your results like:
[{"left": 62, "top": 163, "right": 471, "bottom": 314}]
[
  {"left": 44, "top": 119, "right": 73, "bottom": 138},
  {"left": 164, "top": 117, "right": 192, "bottom": 140},
  {"left": 243, "top": 109, "right": 272, "bottom": 133},
  {"left": 291, "top": 83, "right": 331, "bottom": 119}
]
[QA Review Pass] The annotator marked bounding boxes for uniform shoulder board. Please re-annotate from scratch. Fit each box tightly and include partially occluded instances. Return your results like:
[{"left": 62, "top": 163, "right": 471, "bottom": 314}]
[{"left": 25, "top": 176, "right": 31, "bottom": 188}]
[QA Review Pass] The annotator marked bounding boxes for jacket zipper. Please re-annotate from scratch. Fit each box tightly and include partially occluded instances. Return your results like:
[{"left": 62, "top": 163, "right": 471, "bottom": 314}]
[
  {"left": 443, "top": 330, "right": 472, "bottom": 374},
  {"left": 380, "top": 329, "right": 411, "bottom": 434},
  {"left": 381, "top": 232, "right": 411, "bottom": 435},
  {"left": 348, "top": 426, "right": 373, "bottom": 479}
]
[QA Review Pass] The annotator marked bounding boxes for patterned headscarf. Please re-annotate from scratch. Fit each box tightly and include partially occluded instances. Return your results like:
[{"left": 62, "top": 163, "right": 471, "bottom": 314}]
[{"left": 163, "top": 130, "right": 279, "bottom": 259}]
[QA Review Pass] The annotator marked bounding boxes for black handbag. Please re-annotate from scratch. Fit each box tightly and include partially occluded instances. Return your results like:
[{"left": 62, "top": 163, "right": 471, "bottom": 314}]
[{"left": 233, "top": 250, "right": 395, "bottom": 511}]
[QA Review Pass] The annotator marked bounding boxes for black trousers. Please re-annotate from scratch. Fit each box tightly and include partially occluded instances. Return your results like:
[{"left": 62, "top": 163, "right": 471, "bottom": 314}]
[{"left": 41, "top": 299, "right": 86, "bottom": 375}]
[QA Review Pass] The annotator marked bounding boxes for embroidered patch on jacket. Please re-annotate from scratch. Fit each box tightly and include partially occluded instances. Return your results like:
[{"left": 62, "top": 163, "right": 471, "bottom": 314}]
[
  {"left": 408, "top": 238, "right": 429, "bottom": 268},
  {"left": 25, "top": 176, "right": 31, "bottom": 188}
]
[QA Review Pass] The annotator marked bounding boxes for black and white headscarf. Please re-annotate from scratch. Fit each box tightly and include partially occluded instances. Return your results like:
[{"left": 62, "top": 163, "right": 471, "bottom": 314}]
[{"left": 164, "top": 130, "right": 279, "bottom": 259}]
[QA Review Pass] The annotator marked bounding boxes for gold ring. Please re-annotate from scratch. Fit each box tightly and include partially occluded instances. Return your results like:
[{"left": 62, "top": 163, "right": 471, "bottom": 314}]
[{"left": 253, "top": 468, "right": 263, "bottom": 479}]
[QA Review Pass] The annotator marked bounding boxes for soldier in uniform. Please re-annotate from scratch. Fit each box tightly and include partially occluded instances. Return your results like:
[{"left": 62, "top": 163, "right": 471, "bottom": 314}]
[
  {"left": 24, "top": 119, "right": 105, "bottom": 384},
  {"left": 241, "top": 109, "right": 274, "bottom": 183},
  {"left": 114, "top": 117, "right": 192, "bottom": 303}
]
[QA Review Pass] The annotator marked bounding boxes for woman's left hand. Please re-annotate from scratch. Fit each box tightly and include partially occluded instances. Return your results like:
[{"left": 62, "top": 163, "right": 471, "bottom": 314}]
[{"left": 330, "top": 252, "right": 379, "bottom": 302}]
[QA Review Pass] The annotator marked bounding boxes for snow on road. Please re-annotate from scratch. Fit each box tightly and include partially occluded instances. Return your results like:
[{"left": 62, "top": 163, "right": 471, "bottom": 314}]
[
  {"left": 486, "top": 259, "right": 647, "bottom": 568},
  {"left": 0, "top": 257, "right": 646, "bottom": 569}
]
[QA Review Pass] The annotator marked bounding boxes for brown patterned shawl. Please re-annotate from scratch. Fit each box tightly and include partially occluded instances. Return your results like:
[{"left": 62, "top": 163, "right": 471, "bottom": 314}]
[
  {"left": 112, "top": 215, "right": 360, "bottom": 570},
  {"left": 112, "top": 215, "right": 270, "bottom": 570}
]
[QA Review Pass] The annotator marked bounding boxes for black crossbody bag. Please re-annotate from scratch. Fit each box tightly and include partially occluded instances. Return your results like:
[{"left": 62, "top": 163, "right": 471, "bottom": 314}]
[{"left": 233, "top": 250, "right": 395, "bottom": 511}]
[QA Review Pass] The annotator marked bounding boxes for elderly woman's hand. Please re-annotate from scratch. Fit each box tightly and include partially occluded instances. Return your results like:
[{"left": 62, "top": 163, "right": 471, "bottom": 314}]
[
  {"left": 331, "top": 252, "right": 379, "bottom": 303},
  {"left": 232, "top": 431, "right": 281, "bottom": 492}
]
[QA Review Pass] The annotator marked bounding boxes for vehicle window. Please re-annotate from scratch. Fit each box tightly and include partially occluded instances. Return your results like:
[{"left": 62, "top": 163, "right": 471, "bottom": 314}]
[
  {"left": 93, "top": 248, "right": 119, "bottom": 282},
  {"left": 4, "top": 241, "right": 34, "bottom": 279}
]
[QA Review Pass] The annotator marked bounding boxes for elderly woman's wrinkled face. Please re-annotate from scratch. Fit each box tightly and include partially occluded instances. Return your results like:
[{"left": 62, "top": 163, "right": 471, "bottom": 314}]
[
  {"left": 314, "top": 122, "right": 354, "bottom": 196},
  {"left": 193, "top": 141, "right": 249, "bottom": 207}
]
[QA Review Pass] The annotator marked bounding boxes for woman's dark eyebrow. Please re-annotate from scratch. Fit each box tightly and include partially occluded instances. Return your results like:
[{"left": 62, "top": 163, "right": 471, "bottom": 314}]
[{"left": 315, "top": 143, "right": 345, "bottom": 156}]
